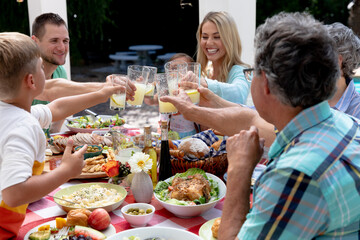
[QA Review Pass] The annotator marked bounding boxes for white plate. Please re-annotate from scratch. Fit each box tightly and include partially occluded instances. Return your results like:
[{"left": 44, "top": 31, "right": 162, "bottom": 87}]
[
  {"left": 66, "top": 115, "right": 125, "bottom": 133},
  {"left": 107, "top": 227, "right": 202, "bottom": 240},
  {"left": 24, "top": 219, "right": 116, "bottom": 240},
  {"left": 199, "top": 218, "right": 219, "bottom": 240}
]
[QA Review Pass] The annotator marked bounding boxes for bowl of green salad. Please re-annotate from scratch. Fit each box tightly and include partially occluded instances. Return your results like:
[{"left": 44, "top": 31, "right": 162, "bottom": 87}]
[
  {"left": 154, "top": 168, "right": 226, "bottom": 218},
  {"left": 66, "top": 114, "right": 125, "bottom": 133}
]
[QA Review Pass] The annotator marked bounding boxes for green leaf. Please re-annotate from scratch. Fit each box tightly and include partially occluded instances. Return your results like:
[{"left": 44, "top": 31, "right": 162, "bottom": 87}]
[
  {"left": 194, "top": 196, "right": 206, "bottom": 205},
  {"left": 154, "top": 181, "right": 169, "bottom": 193},
  {"left": 176, "top": 168, "right": 207, "bottom": 179}
]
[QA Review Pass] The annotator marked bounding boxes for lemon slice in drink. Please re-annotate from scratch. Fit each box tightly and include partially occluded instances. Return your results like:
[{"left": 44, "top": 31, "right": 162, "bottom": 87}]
[
  {"left": 111, "top": 94, "right": 125, "bottom": 107},
  {"left": 185, "top": 89, "right": 200, "bottom": 104},
  {"left": 145, "top": 84, "right": 155, "bottom": 96},
  {"left": 185, "top": 89, "right": 198, "bottom": 95}
]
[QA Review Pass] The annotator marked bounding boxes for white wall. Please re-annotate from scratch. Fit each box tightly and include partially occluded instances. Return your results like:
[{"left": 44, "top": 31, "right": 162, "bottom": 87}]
[
  {"left": 27, "top": 0, "right": 71, "bottom": 80},
  {"left": 199, "top": 0, "right": 256, "bottom": 66}
]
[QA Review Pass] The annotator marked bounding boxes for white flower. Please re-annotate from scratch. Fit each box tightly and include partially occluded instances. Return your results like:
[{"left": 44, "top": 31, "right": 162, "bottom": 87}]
[{"left": 128, "top": 152, "right": 153, "bottom": 173}]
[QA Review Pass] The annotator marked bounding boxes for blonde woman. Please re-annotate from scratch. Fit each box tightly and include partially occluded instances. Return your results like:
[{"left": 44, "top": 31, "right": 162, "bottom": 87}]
[{"left": 196, "top": 11, "right": 251, "bottom": 104}]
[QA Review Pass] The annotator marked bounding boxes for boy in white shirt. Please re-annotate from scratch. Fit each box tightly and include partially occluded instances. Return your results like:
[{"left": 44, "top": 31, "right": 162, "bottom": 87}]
[{"left": 0, "top": 32, "right": 125, "bottom": 238}]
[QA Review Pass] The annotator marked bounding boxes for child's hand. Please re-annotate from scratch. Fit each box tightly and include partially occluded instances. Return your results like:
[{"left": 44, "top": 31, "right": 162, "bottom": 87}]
[
  {"left": 181, "top": 71, "right": 197, "bottom": 83},
  {"left": 61, "top": 138, "right": 86, "bottom": 178}
]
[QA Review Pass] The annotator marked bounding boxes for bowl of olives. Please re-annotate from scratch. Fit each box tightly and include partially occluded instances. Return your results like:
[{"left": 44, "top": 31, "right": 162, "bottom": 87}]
[
  {"left": 121, "top": 203, "right": 155, "bottom": 227},
  {"left": 74, "top": 144, "right": 103, "bottom": 159}
]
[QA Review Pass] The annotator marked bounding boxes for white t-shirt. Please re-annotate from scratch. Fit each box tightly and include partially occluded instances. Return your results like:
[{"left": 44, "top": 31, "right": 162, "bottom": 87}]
[{"left": 0, "top": 101, "right": 52, "bottom": 201}]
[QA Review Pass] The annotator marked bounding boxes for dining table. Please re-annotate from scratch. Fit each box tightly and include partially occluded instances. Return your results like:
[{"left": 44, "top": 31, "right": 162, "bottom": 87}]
[
  {"left": 17, "top": 176, "right": 224, "bottom": 239},
  {"left": 128, "top": 45, "right": 163, "bottom": 65}
]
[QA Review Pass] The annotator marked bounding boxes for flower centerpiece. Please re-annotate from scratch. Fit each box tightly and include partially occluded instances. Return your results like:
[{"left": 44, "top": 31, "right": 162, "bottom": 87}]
[
  {"left": 102, "top": 159, "right": 131, "bottom": 185},
  {"left": 128, "top": 152, "right": 154, "bottom": 203},
  {"left": 128, "top": 152, "right": 153, "bottom": 173},
  {"left": 102, "top": 151, "right": 154, "bottom": 201}
]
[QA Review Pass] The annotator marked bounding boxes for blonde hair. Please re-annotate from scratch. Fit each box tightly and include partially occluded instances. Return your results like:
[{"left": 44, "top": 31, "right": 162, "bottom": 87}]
[
  {"left": 0, "top": 32, "right": 40, "bottom": 100},
  {"left": 196, "top": 11, "right": 249, "bottom": 82}
]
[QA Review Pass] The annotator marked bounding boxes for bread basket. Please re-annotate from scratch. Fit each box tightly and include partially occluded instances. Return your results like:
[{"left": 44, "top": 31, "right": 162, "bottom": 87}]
[{"left": 169, "top": 130, "right": 228, "bottom": 178}]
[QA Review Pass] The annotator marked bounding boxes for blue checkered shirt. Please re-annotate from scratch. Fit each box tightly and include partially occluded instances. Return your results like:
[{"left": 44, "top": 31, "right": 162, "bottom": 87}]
[{"left": 238, "top": 101, "right": 360, "bottom": 239}]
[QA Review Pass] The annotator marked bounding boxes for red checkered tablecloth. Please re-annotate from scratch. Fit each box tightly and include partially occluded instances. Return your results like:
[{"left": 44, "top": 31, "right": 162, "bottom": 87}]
[{"left": 17, "top": 178, "right": 224, "bottom": 239}]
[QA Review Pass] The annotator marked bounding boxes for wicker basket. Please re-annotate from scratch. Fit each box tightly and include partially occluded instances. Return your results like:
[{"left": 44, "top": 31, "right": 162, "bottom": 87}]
[{"left": 170, "top": 153, "right": 228, "bottom": 178}]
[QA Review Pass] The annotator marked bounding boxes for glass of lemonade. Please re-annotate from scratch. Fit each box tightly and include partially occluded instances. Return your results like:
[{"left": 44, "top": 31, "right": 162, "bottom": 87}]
[
  {"left": 183, "top": 62, "right": 201, "bottom": 104},
  {"left": 156, "top": 73, "right": 178, "bottom": 114},
  {"left": 110, "top": 74, "right": 127, "bottom": 111},
  {"left": 126, "top": 65, "right": 150, "bottom": 107},
  {"left": 145, "top": 66, "right": 157, "bottom": 97}
]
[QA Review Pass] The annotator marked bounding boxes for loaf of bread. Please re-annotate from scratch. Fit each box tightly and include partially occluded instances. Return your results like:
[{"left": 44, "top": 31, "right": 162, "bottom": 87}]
[
  {"left": 211, "top": 218, "right": 221, "bottom": 238},
  {"left": 66, "top": 208, "right": 92, "bottom": 227},
  {"left": 178, "top": 138, "right": 210, "bottom": 159}
]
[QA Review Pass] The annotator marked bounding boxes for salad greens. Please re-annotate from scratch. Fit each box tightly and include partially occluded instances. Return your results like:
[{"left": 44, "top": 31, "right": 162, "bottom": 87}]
[
  {"left": 154, "top": 168, "right": 220, "bottom": 206},
  {"left": 67, "top": 114, "right": 125, "bottom": 129}
]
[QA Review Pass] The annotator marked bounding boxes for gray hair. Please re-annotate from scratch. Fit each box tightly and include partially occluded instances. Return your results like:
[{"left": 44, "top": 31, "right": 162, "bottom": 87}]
[
  {"left": 325, "top": 22, "right": 360, "bottom": 79},
  {"left": 254, "top": 12, "right": 340, "bottom": 108}
]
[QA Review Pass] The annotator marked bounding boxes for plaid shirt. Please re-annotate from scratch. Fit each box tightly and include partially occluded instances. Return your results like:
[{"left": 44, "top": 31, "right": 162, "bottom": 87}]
[
  {"left": 333, "top": 80, "right": 360, "bottom": 119},
  {"left": 238, "top": 101, "right": 360, "bottom": 239}
]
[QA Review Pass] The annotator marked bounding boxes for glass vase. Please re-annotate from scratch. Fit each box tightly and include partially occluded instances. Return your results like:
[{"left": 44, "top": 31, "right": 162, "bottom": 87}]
[
  {"left": 130, "top": 170, "right": 153, "bottom": 203},
  {"left": 108, "top": 175, "right": 131, "bottom": 192}
]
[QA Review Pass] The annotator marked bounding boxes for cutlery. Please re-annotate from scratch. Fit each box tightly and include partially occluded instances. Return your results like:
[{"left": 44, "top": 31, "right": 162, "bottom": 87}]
[
  {"left": 85, "top": 109, "right": 102, "bottom": 123},
  {"left": 47, "top": 195, "right": 77, "bottom": 205},
  {"left": 54, "top": 226, "right": 69, "bottom": 240}
]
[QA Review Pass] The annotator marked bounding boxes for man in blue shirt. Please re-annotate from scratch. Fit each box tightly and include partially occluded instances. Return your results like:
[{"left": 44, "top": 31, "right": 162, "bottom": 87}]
[
  {"left": 161, "top": 12, "right": 360, "bottom": 239},
  {"left": 221, "top": 12, "right": 360, "bottom": 239}
]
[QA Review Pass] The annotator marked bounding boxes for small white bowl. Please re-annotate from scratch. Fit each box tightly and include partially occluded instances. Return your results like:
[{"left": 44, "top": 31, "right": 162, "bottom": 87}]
[{"left": 121, "top": 203, "right": 155, "bottom": 227}]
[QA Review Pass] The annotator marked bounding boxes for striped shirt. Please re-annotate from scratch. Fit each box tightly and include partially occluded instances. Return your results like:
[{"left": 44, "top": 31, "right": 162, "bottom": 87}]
[
  {"left": 238, "top": 101, "right": 360, "bottom": 239},
  {"left": 333, "top": 80, "right": 360, "bottom": 119}
]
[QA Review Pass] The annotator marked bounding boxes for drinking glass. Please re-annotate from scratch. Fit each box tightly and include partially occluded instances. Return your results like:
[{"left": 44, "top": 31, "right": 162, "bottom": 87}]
[
  {"left": 164, "top": 60, "right": 188, "bottom": 78},
  {"left": 110, "top": 74, "right": 127, "bottom": 111},
  {"left": 145, "top": 66, "right": 157, "bottom": 97},
  {"left": 156, "top": 73, "right": 178, "bottom": 114},
  {"left": 183, "top": 62, "right": 201, "bottom": 104},
  {"left": 126, "top": 65, "right": 150, "bottom": 107}
]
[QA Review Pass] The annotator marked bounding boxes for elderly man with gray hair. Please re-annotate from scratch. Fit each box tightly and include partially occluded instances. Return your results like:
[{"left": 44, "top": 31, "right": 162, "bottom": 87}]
[
  {"left": 216, "top": 12, "right": 360, "bottom": 240},
  {"left": 161, "top": 12, "right": 360, "bottom": 239},
  {"left": 326, "top": 22, "right": 360, "bottom": 118}
]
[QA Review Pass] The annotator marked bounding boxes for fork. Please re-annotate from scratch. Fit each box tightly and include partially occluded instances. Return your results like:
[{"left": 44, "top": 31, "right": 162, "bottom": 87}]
[
  {"left": 47, "top": 195, "right": 76, "bottom": 205},
  {"left": 54, "top": 226, "right": 69, "bottom": 240}
]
